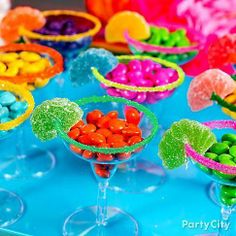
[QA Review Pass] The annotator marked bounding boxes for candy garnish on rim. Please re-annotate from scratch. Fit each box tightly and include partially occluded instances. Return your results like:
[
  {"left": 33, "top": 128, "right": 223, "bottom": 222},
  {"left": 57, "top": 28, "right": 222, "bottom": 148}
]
[
  {"left": 70, "top": 48, "right": 118, "bottom": 86},
  {"left": 158, "top": 119, "right": 216, "bottom": 169},
  {"left": 187, "top": 69, "right": 236, "bottom": 111},
  {"left": 30, "top": 98, "right": 83, "bottom": 141}
]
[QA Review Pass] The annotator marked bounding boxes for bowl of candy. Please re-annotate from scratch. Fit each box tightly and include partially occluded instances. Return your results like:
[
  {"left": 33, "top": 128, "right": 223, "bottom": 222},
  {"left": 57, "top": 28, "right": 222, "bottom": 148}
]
[
  {"left": 0, "top": 43, "right": 63, "bottom": 90},
  {"left": 31, "top": 96, "right": 158, "bottom": 235},
  {"left": 125, "top": 23, "right": 205, "bottom": 65},
  {"left": 92, "top": 55, "right": 184, "bottom": 104},
  {"left": 21, "top": 10, "right": 101, "bottom": 62}
]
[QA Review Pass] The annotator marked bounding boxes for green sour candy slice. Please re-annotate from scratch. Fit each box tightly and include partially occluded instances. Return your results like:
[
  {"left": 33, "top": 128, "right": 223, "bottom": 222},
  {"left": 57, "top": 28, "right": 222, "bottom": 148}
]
[
  {"left": 31, "top": 98, "right": 83, "bottom": 141},
  {"left": 158, "top": 119, "right": 216, "bottom": 169}
]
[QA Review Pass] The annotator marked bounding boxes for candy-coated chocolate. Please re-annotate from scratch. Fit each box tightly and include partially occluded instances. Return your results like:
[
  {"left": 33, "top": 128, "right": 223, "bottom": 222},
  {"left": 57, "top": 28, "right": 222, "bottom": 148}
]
[
  {"left": 82, "top": 150, "right": 94, "bottom": 159},
  {"left": 77, "top": 134, "right": 91, "bottom": 145},
  {"left": 68, "top": 128, "right": 80, "bottom": 140},
  {"left": 97, "top": 115, "right": 111, "bottom": 128},
  {"left": 107, "top": 134, "right": 124, "bottom": 146},
  {"left": 107, "top": 111, "right": 118, "bottom": 119},
  {"left": 122, "top": 124, "right": 142, "bottom": 137},
  {"left": 109, "top": 118, "right": 126, "bottom": 133},
  {"left": 86, "top": 109, "right": 104, "bottom": 124},
  {"left": 71, "top": 120, "right": 85, "bottom": 130},
  {"left": 95, "top": 164, "right": 110, "bottom": 178},
  {"left": 88, "top": 132, "right": 106, "bottom": 146},
  {"left": 210, "top": 142, "right": 229, "bottom": 155},
  {"left": 70, "top": 144, "right": 83, "bottom": 154},
  {"left": 117, "top": 152, "right": 131, "bottom": 160},
  {"left": 96, "top": 153, "right": 114, "bottom": 162},
  {"left": 125, "top": 107, "right": 141, "bottom": 125},
  {"left": 80, "top": 123, "right": 96, "bottom": 134},
  {"left": 128, "top": 135, "right": 142, "bottom": 146}
]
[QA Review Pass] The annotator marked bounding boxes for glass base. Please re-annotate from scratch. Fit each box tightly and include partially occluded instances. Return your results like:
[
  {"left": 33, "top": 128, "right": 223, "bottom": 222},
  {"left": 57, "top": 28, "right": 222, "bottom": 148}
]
[
  {"left": 109, "top": 160, "right": 167, "bottom": 193},
  {"left": 19, "top": 145, "right": 56, "bottom": 178},
  {"left": 63, "top": 206, "right": 138, "bottom": 236},
  {"left": 1, "top": 145, "right": 56, "bottom": 180},
  {"left": 208, "top": 182, "right": 221, "bottom": 207},
  {"left": 0, "top": 189, "right": 24, "bottom": 227}
]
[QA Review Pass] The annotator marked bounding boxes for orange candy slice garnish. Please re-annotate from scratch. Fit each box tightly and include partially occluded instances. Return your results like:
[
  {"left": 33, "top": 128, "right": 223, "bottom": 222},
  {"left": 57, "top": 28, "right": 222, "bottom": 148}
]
[{"left": 0, "top": 7, "right": 46, "bottom": 43}]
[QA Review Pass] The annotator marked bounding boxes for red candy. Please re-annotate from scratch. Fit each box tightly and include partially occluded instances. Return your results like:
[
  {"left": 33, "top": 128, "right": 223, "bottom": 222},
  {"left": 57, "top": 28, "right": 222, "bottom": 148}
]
[
  {"left": 86, "top": 110, "right": 104, "bottom": 124},
  {"left": 67, "top": 108, "right": 145, "bottom": 174},
  {"left": 125, "top": 107, "right": 141, "bottom": 125}
]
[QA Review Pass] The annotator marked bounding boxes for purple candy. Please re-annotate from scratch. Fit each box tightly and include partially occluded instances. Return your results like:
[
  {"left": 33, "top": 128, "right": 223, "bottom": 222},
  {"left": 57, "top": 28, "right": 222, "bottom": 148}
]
[
  {"left": 112, "top": 75, "right": 128, "bottom": 84},
  {"left": 119, "top": 90, "right": 137, "bottom": 100},
  {"left": 106, "top": 88, "right": 121, "bottom": 97},
  {"left": 126, "top": 71, "right": 143, "bottom": 83},
  {"left": 111, "top": 63, "right": 128, "bottom": 77},
  {"left": 146, "top": 93, "right": 158, "bottom": 104},
  {"left": 152, "top": 70, "right": 170, "bottom": 86},
  {"left": 141, "top": 59, "right": 157, "bottom": 73},
  {"left": 133, "top": 92, "right": 147, "bottom": 103},
  {"left": 169, "top": 72, "right": 178, "bottom": 82},
  {"left": 164, "top": 68, "right": 176, "bottom": 78},
  {"left": 128, "top": 60, "right": 142, "bottom": 71}
]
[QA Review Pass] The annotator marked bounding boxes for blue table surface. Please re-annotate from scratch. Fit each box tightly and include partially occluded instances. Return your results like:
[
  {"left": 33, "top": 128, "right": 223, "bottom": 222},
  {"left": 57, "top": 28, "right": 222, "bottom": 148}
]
[{"left": 1, "top": 70, "right": 235, "bottom": 236}]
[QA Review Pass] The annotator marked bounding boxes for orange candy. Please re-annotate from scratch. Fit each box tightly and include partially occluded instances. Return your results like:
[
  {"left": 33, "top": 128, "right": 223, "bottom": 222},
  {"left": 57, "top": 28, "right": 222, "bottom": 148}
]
[
  {"left": 70, "top": 145, "right": 83, "bottom": 155},
  {"left": 128, "top": 135, "right": 142, "bottom": 146},
  {"left": 125, "top": 107, "right": 141, "bottom": 125},
  {"left": 117, "top": 152, "right": 131, "bottom": 160},
  {"left": 0, "top": 7, "right": 46, "bottom": 43},
  {"left": 86, "top": 109, "right": 104, "bottom": 124},
  {"left": 107, "top": 111, "right": 118, "bottom": 119},
  {"left": 122, "top": 123, "right": 142, "bottom": 137},
  {"left": 71, "top": 120, "right": 85, "bottom": 130},
  {"left": 82, "top": 150, "right": 94, "bottom": 159},
  {"left": 77, "top": 134, "right": 91, "bottom": 145},
  {"left": 96, "top": 153, "right": 114, "bottom": 162},
  {"left": 80, "top": 124, "right": 97, "bottom": 134},
  {"left": 97, "top": 115, "right": 111, "bottom": 128},
  {"left": 109, "top": 118, "right": 126, "bottom": 133},
  {"left": 88, "top": 132, "right": 106, "bottom": 146},
  {"left": 96, "top": 128, "right": 112, "bottom": 138},
  {"left": 68, "top": 128, "right": 80, "bottom": 140},
  {"left": 107, "top": 134, "right": 124, "bottom": 146}
]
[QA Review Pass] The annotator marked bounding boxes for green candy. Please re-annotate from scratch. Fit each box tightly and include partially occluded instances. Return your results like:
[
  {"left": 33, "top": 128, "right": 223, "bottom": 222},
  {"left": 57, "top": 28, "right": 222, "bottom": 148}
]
[
  {"left": 177, "top": 38, "right": 191, "bottom": 47},
  {"left": 213, "top": 159, "right": 236, "bottom": 180},
  {"left": 218, "top": 154, "right": 233, "bottom": 163},
  {"left": 165, "top": 54, "right": 179, "bottom": 62},
  {"left": 209, "top": 142, "right": 229, "bottom": 155},
  {"left": 222, "top": 133, "right": 236, "bottom": 143},
  {"left": 204, "top": 152, "right": 218, "bottom": 160},
  {"left": 159, "top": 27, "right": 169, "bottom": 41},
  {"left": 221, "top": 186, "right": 236, "bottom": 198},
  {"left": 175, "top": 29, "right": 187, "bottom": 37},
  {"left": 223, "top": 140, "right": 232, "bottom": 147},
  {"left": 229, "top": 145, "right": 236, "bottom": 158},
  {"left": 220, "top": 194, "right": 236, "bottom": 206}
]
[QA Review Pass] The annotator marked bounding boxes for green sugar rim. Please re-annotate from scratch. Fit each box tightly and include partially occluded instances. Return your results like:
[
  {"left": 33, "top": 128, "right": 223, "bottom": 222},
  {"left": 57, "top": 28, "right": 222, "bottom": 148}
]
[
  {"left": 92, "top": 55, "right": 185, "bottom": 92},
  {"left": 211, "top": 93, "right": 236, "bottom": 112},
  {"left": 55, "top": 95, "right": 158, "bottom": 154}
]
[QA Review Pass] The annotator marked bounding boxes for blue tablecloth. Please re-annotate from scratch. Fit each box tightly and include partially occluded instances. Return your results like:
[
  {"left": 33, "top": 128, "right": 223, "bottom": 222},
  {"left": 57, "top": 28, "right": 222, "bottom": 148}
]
[{"left": 1, "top": 71, "right": 235, "bottom": 236}]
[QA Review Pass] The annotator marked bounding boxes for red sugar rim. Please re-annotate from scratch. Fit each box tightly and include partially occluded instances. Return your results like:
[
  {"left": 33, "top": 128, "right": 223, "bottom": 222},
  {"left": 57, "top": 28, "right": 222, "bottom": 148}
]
[{"left": 185, "top": 120, "right": 236, "bottom": 175}]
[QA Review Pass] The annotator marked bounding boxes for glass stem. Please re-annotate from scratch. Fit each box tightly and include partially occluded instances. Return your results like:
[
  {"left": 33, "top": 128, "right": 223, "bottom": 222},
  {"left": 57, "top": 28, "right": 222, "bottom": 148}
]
[
  {"left": 129, "top": 159, "right": 137, "bottom": 172},
  {"left": 219, "top": 205, "right": 232, "bottom": 236},
  {"left": 96, "top": 180, "right": 109, "bottom": 226}
]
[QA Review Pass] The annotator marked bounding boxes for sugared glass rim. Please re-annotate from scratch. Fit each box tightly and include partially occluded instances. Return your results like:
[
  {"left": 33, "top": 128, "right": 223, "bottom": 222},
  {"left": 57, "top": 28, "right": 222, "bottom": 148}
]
[
  {"left": 55, "top": 95, "right": 158, "bottom": 154},
  {"left": 19, "top": 10, "right": 102, "bottom": 42},
  {"left": 0, "top": 80, "right": 35, "bottom": 131},
  {"left": 185, "top": 120, "right": 236, "bottom": 175},
  {"left": 92, "top": 55, "right": 185, "bottom": 92},
  {"left": 0, "top": 43, "right": 63, "bottom": 83}
]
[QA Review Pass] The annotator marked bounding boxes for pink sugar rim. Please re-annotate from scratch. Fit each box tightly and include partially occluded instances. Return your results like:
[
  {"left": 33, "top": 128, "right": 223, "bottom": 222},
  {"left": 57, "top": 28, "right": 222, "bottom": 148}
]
[
  {"left": 125, "top": 23, "right": 205, "bottom": 54},
  {"left": 185, "top": 120, "right": 236, "bottom": 175}
]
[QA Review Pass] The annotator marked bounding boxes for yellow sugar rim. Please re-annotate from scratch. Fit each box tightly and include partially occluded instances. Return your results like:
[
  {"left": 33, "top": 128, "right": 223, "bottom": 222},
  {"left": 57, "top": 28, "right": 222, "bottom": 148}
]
[
  {"left": 19, "top": 10, "right": 102, "bottom": 42},
  {"left": 0, "top": 80, "right": 34, "bottom": 130},
  {"left": 92, "top": 55, "right": 185, "bottom": 92}
]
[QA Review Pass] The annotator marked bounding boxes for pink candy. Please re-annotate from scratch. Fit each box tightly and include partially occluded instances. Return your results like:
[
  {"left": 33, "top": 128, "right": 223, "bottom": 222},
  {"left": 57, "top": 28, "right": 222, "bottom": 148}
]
[{"left": 104, "top": 59, "right": 177, "bottom": 104}]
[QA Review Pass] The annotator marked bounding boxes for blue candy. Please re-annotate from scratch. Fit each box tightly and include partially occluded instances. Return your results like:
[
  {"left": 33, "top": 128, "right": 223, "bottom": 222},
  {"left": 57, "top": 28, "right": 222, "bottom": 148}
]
[
  {"left": 10, "top": 101, "right": 28, "bottom": 113},
  {"left": 0, "top": 92, "right": 16, "bottom": 106},
  {"left": 0, "top": 107, "right": 9, "bottom": 119},
  {"left": 9, "top": 111, "right": 21, "bottom": 119},
  {"left": 0, "top": 117, "right": 11, "bottom": 123},
  {"left": 70, "top": 48, "right": 118, "bottom": 86}
]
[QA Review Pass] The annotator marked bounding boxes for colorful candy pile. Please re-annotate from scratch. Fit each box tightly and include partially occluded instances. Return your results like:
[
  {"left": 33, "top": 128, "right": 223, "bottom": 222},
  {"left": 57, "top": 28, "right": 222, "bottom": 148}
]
[
  {"left": 0, "top": 90, "right": 27, "bottom": 137},
  {"left": 140, "top": 26, "right": 197, "bottom": 62},
  {"left": 200, "top": 133, "right": 236, "bottom": 179},
  {"left": 103, "top": 59, "right": 178, "bottom": 103},
  {"left": 68, "top": 107, "right": 143, "bottom": 177}
]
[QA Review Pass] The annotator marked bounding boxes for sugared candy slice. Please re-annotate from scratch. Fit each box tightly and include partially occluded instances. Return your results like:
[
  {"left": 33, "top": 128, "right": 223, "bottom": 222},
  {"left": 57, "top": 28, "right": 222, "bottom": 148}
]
[
  {"left": 158, "top": 119, "right": 216, "bottom": 169},
  {"left": 70, "top": 48, "right": 118, "bottom": 86},
  {"left": 105, "top": 11, "right": 150, "bottom": 43},
  {"left": 187, "top": 69, "right": 236, "bottom": 111},
  {"left": 0, "top": 6, "right": 46, "bottom": 43},
  {"left": 31, "top": 98, "right": 83, "bottom": 141}
]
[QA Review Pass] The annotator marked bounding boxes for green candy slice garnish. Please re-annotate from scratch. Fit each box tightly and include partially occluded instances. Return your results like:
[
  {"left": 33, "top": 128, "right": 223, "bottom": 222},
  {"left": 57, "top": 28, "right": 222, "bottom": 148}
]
[
  {"left": 158, "top": 119, "right": 216, "bottom": 169},
  {"left": 31, "top": 98, "right": 83, "bottom": 141}
]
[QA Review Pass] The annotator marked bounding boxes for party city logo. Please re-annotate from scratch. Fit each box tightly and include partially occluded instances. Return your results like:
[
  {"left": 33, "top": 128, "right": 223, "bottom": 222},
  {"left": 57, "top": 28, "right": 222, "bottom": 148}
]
[{"left": 182, "top": 220, "right": 230, "bottom": 231}]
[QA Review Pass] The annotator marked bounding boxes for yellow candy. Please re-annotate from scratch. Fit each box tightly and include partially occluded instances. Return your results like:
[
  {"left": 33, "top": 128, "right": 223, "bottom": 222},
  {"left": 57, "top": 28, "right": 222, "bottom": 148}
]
[
  {"left": 0, "top": 62, "right": 7, "bottom": 73},
  {"left": 8, "top": 59, "right": 25, "bottom": 69},
  {"left": 34, "top": 78, "right": 49, "bottom": 88},
  {"left": 27, "top": 84, "right": 36, "bottom": 91},
  {"left": 229, "top": 111, "right": 236, "bottom": 119},
  {"left": 19, "top": 51, "right": 41, "bottom": 62},
  {"left": 225, "top": 94, "right": 236, "bottom": 104},
  {"left": 0, "top": 53, "right": 19, "bottom": 62},
  {"left": 1, "top": 67, "right": 19, "bottom": 77},
  {"left": 20, "top": 58, "right": 49, "bottom": 74}
]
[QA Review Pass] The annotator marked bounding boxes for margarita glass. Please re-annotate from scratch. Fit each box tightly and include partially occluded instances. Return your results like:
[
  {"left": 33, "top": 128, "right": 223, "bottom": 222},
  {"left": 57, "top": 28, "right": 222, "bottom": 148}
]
[
  {"left": 0, "top": 43, "right": 63, "bottom": 178},
  {"left": 19, "top": 10, "right": 101, "bottom": 66},
  {"left": 125, "top": 24, "right": 205, "bottom": 65},
  {"left": 0, "top": 80, "right": 34, "bottom": 227},
  {"left": 45, "top": 95, "right": 158, "bottom": 235},
  {"left": 92, "top": 55, "right": 184, "bottom": 193},
  {"left": 185, "top": 120, "right": 236, "bottom": 236}
]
